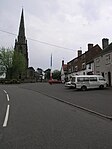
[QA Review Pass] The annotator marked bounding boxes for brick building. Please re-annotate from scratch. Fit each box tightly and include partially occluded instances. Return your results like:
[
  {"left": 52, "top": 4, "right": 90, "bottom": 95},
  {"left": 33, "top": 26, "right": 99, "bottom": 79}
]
[{"left": 67, "top": 43, "right": 102, "bottom": 79}]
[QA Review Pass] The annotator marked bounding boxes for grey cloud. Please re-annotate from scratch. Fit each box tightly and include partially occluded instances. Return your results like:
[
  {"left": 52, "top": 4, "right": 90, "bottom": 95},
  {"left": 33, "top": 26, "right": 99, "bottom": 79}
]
[
  {"left": 25, "top": 0, "right": 60, "bottom": 21},
  {"left": 79, "top": 0, "right": 112, "bottom": 22},
  {"left": 78, "top": 0, "right": 101, "bottom": 21},
  {"left": 1, "top": 0, "right": 112, "bottom": 70}
]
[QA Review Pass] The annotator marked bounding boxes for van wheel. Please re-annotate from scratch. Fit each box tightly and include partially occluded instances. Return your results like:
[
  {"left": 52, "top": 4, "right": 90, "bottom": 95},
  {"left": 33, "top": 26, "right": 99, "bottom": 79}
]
[
  {"left": 99, "top": 85, "right": 104, "bottom": 89},
  {"left": 81, "top": 86, "right": 87, "bottom": 91}
]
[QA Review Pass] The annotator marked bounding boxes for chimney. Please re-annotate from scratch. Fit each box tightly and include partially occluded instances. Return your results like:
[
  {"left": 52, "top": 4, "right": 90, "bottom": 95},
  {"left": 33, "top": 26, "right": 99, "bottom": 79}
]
[
  {"left": 78, "top": 50, "right": 82, "bottom": 57},
  {"left": 88, "top": 44, "right": 93, "bottom": 51},
  {"left": 62, "top": 60, "right": 64, "bottom": 66},
  {"left": 102, "top": 38, "right": 109, "bottom": 49}
]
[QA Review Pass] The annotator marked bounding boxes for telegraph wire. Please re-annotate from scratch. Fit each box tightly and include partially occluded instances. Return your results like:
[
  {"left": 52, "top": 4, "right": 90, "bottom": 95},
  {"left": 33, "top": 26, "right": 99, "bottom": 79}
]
[
  {"left": 28, "top": 37, "right": 74, "bottom": 51},
  {"left": 0, "top": 29, "right": 16, "bottom": 36},
  {"left": 0, "top": 29, "right": 74, "bottom": 51}
]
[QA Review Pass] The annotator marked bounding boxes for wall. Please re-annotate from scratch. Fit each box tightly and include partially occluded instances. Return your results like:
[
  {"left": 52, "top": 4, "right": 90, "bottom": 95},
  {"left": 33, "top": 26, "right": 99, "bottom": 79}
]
[{"left": 94, "top": 52, "right": 112, "bottom": 86}]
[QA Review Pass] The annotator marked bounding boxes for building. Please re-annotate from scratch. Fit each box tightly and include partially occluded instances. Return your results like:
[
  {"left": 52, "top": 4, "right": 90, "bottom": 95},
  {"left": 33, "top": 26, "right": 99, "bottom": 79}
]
[
  {"left": 35, "top": 68, "right": 45, "bottom": 82},
  {"left": 94, "top": 38, "right": 112, "bottom": 86},
  {"left": 44, "top": 68, "right": 51, "bottom": 81},
  {"left": 27, "top": 67, "right": 35, "bottom": 79},
  {"left": 67, "top": 43, "right": 102, "bottom": 79},
  {"left": 14, "top": 9, "right": 29, "bottom": 78},
  {"left": 61, "top": 60, "right": 68, "bottom": 82}
]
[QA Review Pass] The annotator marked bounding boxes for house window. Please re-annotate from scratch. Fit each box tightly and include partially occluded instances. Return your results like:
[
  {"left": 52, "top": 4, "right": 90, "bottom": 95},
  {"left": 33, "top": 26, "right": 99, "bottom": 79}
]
[
  {"left": 75, "top": 66, "right": 78, "bottom": 72},
  {"left": 68, "top": 68, "right": 71, "bottom": 73},
  {"left": 105, "top": 54, "right": 111, "bottom": 65},
  {"left": 96, "top": 58, "right": 100, "bottom": 67},
  {"left": 88, "top": 63, "right": 91, "bottom": 69},
  {"left": 101, "top": 72, "right": 104, "bottom": 77},
  {"left": 82, "top": 63, "right": 86, "bottom": 70}
]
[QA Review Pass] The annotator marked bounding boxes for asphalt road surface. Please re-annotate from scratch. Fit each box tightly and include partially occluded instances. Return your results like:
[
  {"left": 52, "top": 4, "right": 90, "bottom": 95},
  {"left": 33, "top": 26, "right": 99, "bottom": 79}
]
[{"left": 0, "top": 83, "right": 112, "bottom": 148}]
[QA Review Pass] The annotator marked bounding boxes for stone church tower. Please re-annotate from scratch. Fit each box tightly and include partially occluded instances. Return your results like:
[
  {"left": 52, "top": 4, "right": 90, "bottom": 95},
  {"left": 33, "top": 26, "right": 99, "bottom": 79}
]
[{"left": 14, "top": 9, "right": 29, "bottom": 70}]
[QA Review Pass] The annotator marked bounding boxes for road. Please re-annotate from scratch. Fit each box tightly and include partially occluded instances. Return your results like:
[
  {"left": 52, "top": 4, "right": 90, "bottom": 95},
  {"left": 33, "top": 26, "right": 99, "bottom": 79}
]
[
  {"left": 21, "top": 83, "right": 112, "bottom": 117},
  {"left": 0, "top": 83, "right": 112, "bottom": 148}
]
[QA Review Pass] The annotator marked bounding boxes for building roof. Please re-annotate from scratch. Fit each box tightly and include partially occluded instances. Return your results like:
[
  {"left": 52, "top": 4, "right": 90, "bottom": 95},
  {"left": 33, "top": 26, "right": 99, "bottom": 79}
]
[
  {"left": 28, "top": 67, "right": 35, "bottom": 71},
  {"left": 44, "top": 68, "right": 51, "bottom": 73},
  {"left": 67, "top": 44, "right": 102, "bottom": 64},
  {"left": 95, "top": 42, "right": 112, "bottom": 58},
  {"left": 101, "top": 42, "right": 112, "bottom": 55}
]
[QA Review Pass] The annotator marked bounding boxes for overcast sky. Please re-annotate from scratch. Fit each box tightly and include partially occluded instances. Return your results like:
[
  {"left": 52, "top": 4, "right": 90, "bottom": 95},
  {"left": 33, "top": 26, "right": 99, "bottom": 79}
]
[{"left": 0, "top": 0, "right": 112, "bottom": 71}]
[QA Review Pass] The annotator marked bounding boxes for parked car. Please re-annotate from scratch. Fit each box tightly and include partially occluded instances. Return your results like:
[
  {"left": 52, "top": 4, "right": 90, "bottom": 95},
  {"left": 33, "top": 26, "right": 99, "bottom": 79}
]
[{"left": 65, "top": 81, "right": 76, "bottom": 88}]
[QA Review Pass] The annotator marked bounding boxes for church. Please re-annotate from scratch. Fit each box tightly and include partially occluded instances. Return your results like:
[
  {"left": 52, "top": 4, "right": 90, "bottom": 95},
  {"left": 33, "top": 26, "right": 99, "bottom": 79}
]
[{"left": 14, "top": 9, "right": 35, "bottom": 80}]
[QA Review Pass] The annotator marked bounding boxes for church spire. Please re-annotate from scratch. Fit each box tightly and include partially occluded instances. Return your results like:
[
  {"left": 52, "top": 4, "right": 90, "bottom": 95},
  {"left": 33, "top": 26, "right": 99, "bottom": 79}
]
[
  {"left": 18, "top": 8, "right": 26, "bottom": 43},
  {"left": 15, "top": 9, "right": 29, "bottom": 70}
]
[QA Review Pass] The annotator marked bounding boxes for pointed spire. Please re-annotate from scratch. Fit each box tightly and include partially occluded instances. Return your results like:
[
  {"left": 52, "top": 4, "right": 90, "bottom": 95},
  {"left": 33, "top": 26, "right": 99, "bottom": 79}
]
[
  {"left": 18, "top": 8, "right": 26, "bottom": 43},
  {"left": 14, "top": 9, "right": 29, "bottom": 71}
]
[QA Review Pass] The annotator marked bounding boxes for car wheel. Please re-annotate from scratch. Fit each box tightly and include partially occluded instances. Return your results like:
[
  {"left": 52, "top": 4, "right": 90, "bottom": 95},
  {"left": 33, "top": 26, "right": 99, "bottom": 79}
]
[
  {"left": 99, "top": 85, "right": 104, "bottom": 89},
  {"left": 81, "top": 86, "right": 87, "bottom": 91}
]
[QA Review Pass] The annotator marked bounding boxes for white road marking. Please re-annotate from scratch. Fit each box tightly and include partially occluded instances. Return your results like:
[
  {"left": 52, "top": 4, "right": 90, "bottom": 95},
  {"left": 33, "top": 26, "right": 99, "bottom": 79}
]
[
  {"left": 3, "top": 90, "right": 10, "bottom": 102},
  {"left": 2, "top": 90, "right": 10, "bottom": 127},
  {"left": 6, "top": 94, "right": 10, "bottom": 101},
  {"left": 3, "top": 90, "right": 7, "bottom": 94},
  {"left": 3, "top": 105, "right": 10, "bottom": 127}
]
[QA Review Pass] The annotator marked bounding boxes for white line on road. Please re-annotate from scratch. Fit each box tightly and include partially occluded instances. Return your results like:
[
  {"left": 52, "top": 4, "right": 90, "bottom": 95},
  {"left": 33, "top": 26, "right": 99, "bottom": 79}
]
[
  {"left": 3, "top": 90, "right": 10, "bottom": 102},
  {"left": 3, "top": 90, "right": 7, "bottom": 94},
  {"left": 3, "top": 105, "right": 10, "bottom": 127},
  {"left": 6, "top": 94, "right": 10, "bottom": 101},
  {"left": 3, "top": 90, "right": 10, "bottom": 127}
]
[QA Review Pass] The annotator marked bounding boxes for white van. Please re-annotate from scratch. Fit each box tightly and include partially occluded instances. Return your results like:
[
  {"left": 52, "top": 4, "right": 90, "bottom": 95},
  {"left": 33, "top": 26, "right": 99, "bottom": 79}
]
[{"left": 71, "top": 75, "right": 107, "bottom": 91}]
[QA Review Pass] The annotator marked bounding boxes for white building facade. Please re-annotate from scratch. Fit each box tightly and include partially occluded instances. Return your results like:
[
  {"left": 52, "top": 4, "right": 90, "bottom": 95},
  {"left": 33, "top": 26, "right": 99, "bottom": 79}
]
[
  {"left": 61, "top": 60, "right": 68, "bottom": 82},
  {"left": 94, "top": 40, "right": 112, "bottom": 86}
]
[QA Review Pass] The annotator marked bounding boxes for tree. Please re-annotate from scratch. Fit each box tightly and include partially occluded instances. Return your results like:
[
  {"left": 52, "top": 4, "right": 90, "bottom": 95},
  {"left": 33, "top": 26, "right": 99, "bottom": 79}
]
[
  {"left": 12, "top": 51, "right": 26, "bottom": 79},
  {"left": 0, "top": 47, "right": 13, "bottom": 79},
  {"left": 0, "top": 47, "right": 26, "bottom": 79},
  {"left": 52, "top": 70, "right": 61, "bottom": 80}
]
